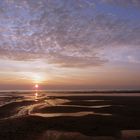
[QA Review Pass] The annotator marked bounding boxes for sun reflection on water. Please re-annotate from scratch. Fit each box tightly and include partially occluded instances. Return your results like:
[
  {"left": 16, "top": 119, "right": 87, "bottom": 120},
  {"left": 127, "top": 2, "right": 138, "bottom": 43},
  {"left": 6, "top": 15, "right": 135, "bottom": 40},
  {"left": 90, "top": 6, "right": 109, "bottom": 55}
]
[{"left": 35, "top": 92, "right": 38, "bottom": 101}]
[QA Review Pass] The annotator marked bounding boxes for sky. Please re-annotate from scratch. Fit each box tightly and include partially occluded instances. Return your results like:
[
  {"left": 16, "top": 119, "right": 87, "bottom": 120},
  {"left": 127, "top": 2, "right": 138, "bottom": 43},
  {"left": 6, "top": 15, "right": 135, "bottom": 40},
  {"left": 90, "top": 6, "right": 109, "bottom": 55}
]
[{"left": 0, "top": 0, "right": 140, "bottom": 90}]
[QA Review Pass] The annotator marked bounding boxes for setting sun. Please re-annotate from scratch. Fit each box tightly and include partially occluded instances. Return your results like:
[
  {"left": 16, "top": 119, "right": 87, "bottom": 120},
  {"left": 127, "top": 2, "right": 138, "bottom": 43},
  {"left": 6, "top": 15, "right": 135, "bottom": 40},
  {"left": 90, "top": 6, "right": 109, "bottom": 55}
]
[{"left": 35, "top": 84, "right": 39, "bottom": 88}]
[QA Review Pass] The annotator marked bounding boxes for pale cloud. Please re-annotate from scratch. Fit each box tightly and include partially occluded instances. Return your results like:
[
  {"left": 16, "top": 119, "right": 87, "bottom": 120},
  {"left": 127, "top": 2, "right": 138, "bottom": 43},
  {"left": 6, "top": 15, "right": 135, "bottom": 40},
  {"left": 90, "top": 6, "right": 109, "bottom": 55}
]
[{"left": 101, "top": 0, "right": 140, "bottom": 7}]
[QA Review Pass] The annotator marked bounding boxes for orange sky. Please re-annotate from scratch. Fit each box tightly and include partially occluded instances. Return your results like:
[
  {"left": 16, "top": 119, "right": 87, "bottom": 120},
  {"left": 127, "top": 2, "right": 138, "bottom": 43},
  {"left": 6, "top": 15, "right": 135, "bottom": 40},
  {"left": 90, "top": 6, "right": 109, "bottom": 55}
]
[{"left": 0, "top": 59, "right": 139, "bottom": 90}]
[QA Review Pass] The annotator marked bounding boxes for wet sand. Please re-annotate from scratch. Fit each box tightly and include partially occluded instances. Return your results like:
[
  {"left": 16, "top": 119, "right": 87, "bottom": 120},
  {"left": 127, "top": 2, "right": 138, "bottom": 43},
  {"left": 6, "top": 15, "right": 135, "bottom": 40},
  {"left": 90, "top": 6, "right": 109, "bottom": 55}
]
[{"left": 0, "top": 91, "right": 140, "bottom": 140}]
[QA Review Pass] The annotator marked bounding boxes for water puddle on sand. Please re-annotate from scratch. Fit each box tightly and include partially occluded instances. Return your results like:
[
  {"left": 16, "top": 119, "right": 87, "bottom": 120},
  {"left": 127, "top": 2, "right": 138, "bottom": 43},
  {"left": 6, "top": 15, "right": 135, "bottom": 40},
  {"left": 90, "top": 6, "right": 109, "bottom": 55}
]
[
  {"left": 39, "top": 130, "right": 116, "bottom": 140},
  {"left": 59, "top": 104, "right": 111, "bottom": 108},
  {"left": 121, "top": 130, "right": 140, "bottom": 139},
  {"left": 85, "top": 100, "right": 105, "bottom": 102},
  {"left": 30, "top": 111, "right": 111, "bottom": 118},
  {"left": 0, "top": 92, "right": 112, "bottom": 119},
  {"left": 36, "top": 130, "right": 140, "bottom": 140}
]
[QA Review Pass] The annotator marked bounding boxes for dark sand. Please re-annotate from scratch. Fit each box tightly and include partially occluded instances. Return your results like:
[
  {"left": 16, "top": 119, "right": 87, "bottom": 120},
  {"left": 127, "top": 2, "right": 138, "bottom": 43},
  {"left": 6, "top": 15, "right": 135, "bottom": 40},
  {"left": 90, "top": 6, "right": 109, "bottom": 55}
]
[{"left": 0, "top": 92, "right": 140, "bottom": 140}]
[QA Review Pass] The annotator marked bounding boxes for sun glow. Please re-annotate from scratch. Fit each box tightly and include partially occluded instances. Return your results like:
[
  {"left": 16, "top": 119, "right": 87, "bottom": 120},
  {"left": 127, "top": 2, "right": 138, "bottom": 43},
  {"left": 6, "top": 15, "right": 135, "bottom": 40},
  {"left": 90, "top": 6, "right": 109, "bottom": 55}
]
[
  {"left": 35, "top": 84, "right": 39, "bottom": 88},
  {"left": 33, "top": 75, "right": 44, "bottom": 84}
]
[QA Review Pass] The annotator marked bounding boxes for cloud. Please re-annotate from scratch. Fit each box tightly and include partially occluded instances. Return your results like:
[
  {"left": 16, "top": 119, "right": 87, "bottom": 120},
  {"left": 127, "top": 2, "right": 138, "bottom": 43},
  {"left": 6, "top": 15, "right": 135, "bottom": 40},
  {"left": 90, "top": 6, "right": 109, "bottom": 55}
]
[
  {"left": 0, "top": 0, "right": 140, "bottom": 67},
  {"left": 101, "top": 0, "right": 140, "bottom": 7}
]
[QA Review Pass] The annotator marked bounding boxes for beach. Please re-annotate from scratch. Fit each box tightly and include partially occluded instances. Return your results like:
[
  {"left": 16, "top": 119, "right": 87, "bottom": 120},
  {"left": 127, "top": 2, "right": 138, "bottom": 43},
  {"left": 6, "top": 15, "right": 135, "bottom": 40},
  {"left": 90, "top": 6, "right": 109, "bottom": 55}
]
[{"left": 0, "top": 91, "right": 140, "bottom": 140}]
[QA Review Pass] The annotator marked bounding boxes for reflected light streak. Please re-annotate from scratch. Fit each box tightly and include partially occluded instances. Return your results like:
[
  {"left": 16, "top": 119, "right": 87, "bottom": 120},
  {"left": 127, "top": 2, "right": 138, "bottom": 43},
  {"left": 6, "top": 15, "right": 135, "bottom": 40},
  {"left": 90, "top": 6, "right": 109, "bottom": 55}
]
[
  {"left": 35, "top": 92, "right": 38, "bottom": 101},
  {"left": 34, "top": 84, "right": 39, "bottom": 101}
]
